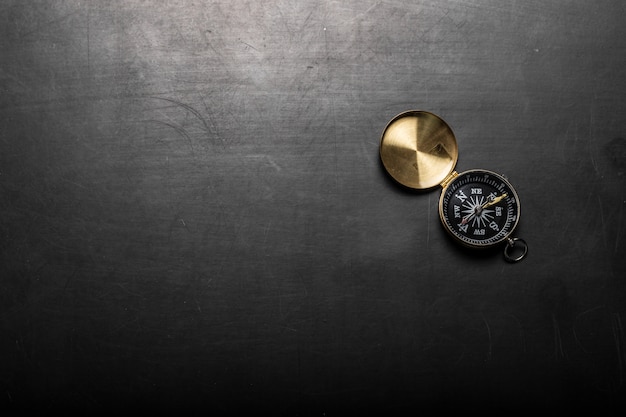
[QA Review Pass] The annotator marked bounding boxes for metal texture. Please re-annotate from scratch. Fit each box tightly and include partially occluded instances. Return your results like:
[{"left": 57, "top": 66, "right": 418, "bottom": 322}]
[
  {"left": 1, "top": 0, "right": 625, "bottom": 415},
  {"left": 380, "top": 110, "right": 458, "bottom": 189}
]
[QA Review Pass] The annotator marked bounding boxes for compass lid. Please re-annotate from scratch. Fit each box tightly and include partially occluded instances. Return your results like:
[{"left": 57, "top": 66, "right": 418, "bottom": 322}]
[{"left": 379, "top": 110, "right": 458, "bottom": 190}]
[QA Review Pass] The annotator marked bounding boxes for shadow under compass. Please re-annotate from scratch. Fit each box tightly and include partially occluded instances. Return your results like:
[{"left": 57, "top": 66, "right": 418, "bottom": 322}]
[
  {"left": 441, "top": 228, "right": 528, "bottom": 264},
  {"left": 438, "top": 226, "right": 508, "bottom": 263}
]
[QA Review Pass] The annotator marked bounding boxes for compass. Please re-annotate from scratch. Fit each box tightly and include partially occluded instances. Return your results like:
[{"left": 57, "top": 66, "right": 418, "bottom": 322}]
[{"left": 379, "top": 110, "right": 527, "bottom": 262}]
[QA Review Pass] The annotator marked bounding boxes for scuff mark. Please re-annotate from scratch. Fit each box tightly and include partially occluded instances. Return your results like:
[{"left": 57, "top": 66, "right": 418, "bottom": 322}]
[
  {"left": 482, "top": 313, "right": 492, "bottom": 361},
  {"left": 146, "top": 119, "right": 195, "bottom": 155},
  {"left": 616, "top": 200, "right": 624, "bottom": 253},
  {"left": 239, "top": 38, "right": 258, "bottom": 51},
  {"left": 552, "top": 314, "right": 565, "bottom": 360},
  {"left": 150, "top": 96, "right": 223, "bottom": 147},
  {"left": 612, "top": 313, "right": 624, "bottom": 386},
  {"left": 244, "top": 154, "right": 282, "bottom": 172},
  {"left": 597, "top": 196, "right": 608, "bottom": 250}
]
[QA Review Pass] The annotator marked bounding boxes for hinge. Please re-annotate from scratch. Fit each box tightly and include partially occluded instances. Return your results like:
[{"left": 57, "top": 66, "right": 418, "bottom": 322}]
[{"left": 440, "top": 171, "right": 458, "bottom": 189}]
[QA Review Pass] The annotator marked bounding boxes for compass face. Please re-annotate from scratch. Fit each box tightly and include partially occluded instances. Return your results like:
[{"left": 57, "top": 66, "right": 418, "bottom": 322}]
[{"left": 439, "top": 169, "right": 520, "bottom": 248}]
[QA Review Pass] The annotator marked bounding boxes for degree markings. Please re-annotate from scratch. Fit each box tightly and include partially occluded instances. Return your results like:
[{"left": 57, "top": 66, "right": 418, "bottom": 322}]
[{"left": 441, "top": 171, "right": 519, "bottom": 247}]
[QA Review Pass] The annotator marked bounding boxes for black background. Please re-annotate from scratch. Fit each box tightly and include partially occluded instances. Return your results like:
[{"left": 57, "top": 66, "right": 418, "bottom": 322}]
[{"left": 1, "top": 0, "right": 625, "bottom": 415}]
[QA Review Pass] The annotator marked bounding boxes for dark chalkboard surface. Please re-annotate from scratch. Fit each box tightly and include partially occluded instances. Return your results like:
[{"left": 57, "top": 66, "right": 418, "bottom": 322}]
[{"left": 1, "top": 0, "right": 625, "bottom": 414}]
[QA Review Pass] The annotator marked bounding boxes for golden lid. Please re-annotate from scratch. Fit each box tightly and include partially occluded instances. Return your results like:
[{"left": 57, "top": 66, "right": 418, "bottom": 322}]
[{"left": 379, "top": 110, "right": 458, "bottom": 190}]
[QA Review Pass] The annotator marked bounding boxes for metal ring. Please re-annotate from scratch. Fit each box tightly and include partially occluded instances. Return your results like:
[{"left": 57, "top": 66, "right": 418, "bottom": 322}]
[{"left": 503, "top": 238, "right": 528, "bottom": 263}]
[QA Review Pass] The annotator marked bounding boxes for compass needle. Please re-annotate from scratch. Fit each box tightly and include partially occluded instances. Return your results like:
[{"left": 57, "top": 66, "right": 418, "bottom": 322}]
[{"left": 482, "top": 193, "right": 508, "bottom": 209}]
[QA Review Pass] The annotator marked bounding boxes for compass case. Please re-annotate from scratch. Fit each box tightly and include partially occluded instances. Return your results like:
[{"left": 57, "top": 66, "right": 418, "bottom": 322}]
[{"left": 379, "top": 110, "right": 458, "bottom": 190}]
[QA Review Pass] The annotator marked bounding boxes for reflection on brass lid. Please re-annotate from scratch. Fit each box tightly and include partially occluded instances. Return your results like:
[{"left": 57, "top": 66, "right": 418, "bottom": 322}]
[{"left": 380, "top": 110, "right": 458, "bottom": 190}]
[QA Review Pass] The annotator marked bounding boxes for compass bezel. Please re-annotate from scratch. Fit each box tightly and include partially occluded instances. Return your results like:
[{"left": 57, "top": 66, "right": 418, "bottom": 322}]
[{"left": 438, "top": 169, "right": 521, "bottom": 249}]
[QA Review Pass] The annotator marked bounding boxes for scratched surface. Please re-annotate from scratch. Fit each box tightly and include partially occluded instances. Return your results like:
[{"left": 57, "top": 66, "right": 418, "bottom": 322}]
[{"left": 1, "top": 0, "right": 625, "bottom": 414}]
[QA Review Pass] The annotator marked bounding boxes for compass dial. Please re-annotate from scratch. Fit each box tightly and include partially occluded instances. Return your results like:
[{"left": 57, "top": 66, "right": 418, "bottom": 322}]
[{"left": 439, "top": 169, "right": 520, "bottom": 249}]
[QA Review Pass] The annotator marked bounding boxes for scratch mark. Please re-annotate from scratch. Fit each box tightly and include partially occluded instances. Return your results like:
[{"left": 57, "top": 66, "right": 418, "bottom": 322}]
[
  {"left": 298, "top": 274, "right": 309, "bottom": 298},
  {"left": 321, "top": 11, "right": 339, "bottom": 193},
  {"left": 60, "top": 177, "right": 88, "bottom": 190},
  {"left": 200, "top": 97, "right": 224, "bottom": 148},
  {"left": 64, "top": 268, "right": 78, "bottom": 291},
  {"left": 362, "top": 1, "right": 382, "bottom": 17},
  {"left": 150, "top": 96, "right": 219, "bottom": 146},
  {"left": 588, "top": 106, "right": 600, "bottom": 176},
  {"left": 217, "top": 222, "right": 243, "bottom": 278},
  {"left": 517, "top": 317, "right": 527, "bottom": 353},
  {"left": 266, "top": 156, "right": 281, "bottom": 172},
  {"left": 146, "top": 119, "right": 194, "bottom": 154},
  {"left": 179, "top": 218, "right": 190, "bottom": 232},
  {"left": 359, "top": 139, "right": 376, "bottom": 167},
  {"left": 598, "top": 196, "right": 608, "bottom": 249},
  {"left": 612, "top": 313, "right": 624, "bottom": 386},
  {"left": 239, "top": 39, "right": 258, "bottom": 51},
  {"left": 345, "top": 1, "right": 382, "bottom": 23},
  {"left": 86, "top": 3, "right": 90, "bottom": 72},
  {"left": 263, "top": 220, "right": 272, "bottom": 247},
  {"left": 552, "top": 314, "right": 565, "bottom": 360},
  {"left": 482, "top": 314, "right": 492, "bottom": 361},
  {"left": 507, "top": 314, "right": 527, "bottom": 353},
  {"left": 109, "top": 316, "right": 141, "bottom": 335},
  {"left": 98, "top": 283, "right": 145, "bottom": 299},
  {"left": 167, "top": 216, "right": 191, "bottom": 242},
  {"left": 556, "top": 189, "right": 594, "bottom": 248},
  {"left": 426, "top": 194, "right": 431, "bottom": 247},
  {"left": 244, "top": 154, "right": 282, "bottom": 172},
  {"left": 279, "top": 325, "right": 298, "bottom": 333},
  {"left": 573, "top": 305, "right": 605, "bottom": 353},
  {"left": 616, "top": 199, "right": 624, "bottom": 253}
]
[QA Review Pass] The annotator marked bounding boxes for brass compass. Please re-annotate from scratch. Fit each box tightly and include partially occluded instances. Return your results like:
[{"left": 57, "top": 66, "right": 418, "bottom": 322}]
[{"left": 379, "top": 110, "right": 527, "bottom": 262}]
